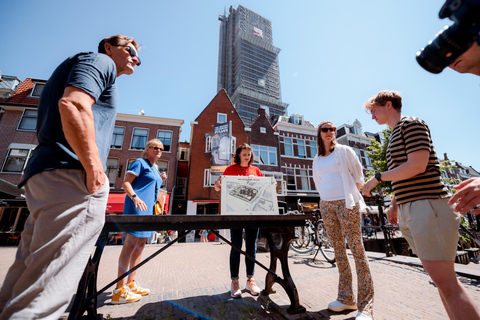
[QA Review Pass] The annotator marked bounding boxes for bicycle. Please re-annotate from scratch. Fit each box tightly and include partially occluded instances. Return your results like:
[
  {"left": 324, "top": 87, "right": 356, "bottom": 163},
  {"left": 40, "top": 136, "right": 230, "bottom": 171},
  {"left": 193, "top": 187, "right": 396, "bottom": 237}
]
[{"left": 289, "top": 207, "right": 336, "bottom": 263}]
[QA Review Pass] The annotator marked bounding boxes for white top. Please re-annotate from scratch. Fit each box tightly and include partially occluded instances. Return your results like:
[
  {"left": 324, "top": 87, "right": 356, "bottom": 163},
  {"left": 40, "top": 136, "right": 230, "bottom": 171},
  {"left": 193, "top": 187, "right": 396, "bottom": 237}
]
[
  {"left": 314, "top": 151, "right": 345, "bottom": 201},
  {"left": 312, "top": 144, "right": 366, "bottom": 212}
]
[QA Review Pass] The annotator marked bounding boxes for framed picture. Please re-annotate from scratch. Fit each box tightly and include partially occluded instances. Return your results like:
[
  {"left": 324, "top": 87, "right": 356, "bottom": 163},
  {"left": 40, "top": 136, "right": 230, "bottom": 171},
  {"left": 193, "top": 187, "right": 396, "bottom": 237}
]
[{"left": 220, "top": 176, "right": 279, "bottom": 215}]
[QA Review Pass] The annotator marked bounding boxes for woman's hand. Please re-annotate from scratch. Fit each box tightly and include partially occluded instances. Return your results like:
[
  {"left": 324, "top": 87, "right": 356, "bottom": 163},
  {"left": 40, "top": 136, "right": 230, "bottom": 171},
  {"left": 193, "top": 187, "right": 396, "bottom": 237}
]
[
  {"left": 214, "top": 177, "right": 222, "bottom": 192},
  {"left": 133, "top": 196, "right": 148, "bottom": 212},
  {"left": 160, "top": 172, "right": 167, "bottom": 180}
]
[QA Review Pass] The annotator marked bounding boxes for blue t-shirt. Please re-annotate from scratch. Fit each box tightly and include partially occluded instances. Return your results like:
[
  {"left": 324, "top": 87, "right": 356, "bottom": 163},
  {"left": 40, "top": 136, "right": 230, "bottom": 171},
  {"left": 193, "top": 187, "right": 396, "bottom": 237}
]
[
  {"left": 20, "top": 52, "right": 118, "bottom": 187},
  {"left": 124, "top": 158, "right": 163, "bottom": 238}
]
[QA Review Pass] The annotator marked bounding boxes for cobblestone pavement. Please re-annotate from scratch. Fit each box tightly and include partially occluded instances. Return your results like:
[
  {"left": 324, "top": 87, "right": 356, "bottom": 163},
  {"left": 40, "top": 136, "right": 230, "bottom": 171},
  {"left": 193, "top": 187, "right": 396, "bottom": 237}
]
[{"left": 1, "top": 242, "right": 479, "bottom": 319}]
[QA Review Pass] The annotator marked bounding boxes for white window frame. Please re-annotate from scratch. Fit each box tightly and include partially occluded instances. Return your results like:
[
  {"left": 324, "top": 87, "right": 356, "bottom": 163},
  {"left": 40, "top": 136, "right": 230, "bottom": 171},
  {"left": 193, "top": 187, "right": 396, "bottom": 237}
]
[
  {"left": 309, "top": 140, "right": 317, "bottom": 158},
  {"left": 217, "top": 113, "right": 227, "bottom": 123},
  {"left": 130, "top": 127, "right": 149, "bottom": 150},
  {"left": 283, "top": 137, "right": 293, "bottom": 156},
  {"left": 17, "top": 109, "right": 37, "bottom": 131},
  {"left": 157, "top": 130, "right": 173, "bottom": 152},
  {"left": 111, "top": 126, "right": 125, "bottom": 149},
  {"left": 286, "top": 168, "right": 296, "bottom": 190},
  {"left": 1, "top": 144, "right": 36, "bottom": 173},
  {"left": 299, "top": 169, "right": 310, "bottom": 190},
  {"left": 252, "top": 145, "right": 277, "bottom": 166},
  {"left": 156, "top": 160, "right": 168, "bottom": 188},
  {"left": 297, "top": 139, "right": 306, "bottom": 158},
  {"left": 204, "top": 169, "right": 221, "bottom": 187},
  {"left": 260, "top": 127, "right": 266, "bottom": 133},
  {"left": 178, "top": 147, "right": 189, "bottom": 161},
  {"left": 205, "top": 135, "right": 213, "bottom": 152},
  {"left": 263, "top": 172, "right": 284, "bottom": 195}
]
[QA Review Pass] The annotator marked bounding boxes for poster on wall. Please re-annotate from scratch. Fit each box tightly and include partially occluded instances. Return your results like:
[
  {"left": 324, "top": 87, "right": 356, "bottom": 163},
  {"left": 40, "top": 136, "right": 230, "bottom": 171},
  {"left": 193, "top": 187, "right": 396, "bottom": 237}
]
[
  {"left": 210, "top": 122, "right": 231, "bottom": 173},
  {"left": 220, "top": 176, "right": 279, "bottom": 215}
]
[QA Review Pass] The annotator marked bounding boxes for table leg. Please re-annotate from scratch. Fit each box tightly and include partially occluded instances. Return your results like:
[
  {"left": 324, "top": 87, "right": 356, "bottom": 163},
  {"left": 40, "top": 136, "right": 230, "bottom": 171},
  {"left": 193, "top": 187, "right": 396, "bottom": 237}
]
[{"left": 262, "top": 227, "right": 306, "bottom": 314}]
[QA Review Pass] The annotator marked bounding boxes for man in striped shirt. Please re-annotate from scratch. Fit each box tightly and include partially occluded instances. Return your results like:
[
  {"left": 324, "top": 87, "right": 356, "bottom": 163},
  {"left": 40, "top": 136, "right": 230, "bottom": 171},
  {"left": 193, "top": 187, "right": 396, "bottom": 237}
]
[
  {"left": 447, "top": 43, "right": 480, "bottom": 216},
  {"left": 362, "top": 90, "right": 480, "bottom": 320}
]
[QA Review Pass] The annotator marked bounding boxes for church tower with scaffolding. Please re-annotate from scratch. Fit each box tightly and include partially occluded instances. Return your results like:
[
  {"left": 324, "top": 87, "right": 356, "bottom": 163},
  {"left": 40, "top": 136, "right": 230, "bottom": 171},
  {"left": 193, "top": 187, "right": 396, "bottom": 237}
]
[{"left": 217, "top": 5, "right": 288, "bottom": 126}]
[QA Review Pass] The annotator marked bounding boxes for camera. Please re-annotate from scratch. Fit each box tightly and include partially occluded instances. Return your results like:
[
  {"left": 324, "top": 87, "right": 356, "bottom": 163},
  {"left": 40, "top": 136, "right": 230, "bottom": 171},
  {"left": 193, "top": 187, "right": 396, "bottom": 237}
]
[{"left": 416, "top": 0, "right": 480, "bottom": 74}]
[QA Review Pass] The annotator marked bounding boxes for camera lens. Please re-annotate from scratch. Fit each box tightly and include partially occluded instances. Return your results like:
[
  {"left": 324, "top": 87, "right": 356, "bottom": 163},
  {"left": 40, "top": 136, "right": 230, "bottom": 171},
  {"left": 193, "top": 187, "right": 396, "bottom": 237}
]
[{"left": 416, "top": 24, "right": 474, "bottom": 74}]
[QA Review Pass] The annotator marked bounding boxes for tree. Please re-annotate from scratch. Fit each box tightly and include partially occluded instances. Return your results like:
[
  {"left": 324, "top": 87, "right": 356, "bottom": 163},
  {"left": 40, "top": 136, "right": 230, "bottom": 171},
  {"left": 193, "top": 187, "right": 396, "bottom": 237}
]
[{"left": 365, "top": 128, "right": 393, "bottom": 196}]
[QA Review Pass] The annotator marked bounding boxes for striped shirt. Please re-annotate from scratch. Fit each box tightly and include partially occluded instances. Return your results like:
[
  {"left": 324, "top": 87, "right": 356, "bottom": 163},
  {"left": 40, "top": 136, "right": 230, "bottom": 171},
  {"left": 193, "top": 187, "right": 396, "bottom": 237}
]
[{"left": 387, "top": 116, "right": 449, "bottom": 205}]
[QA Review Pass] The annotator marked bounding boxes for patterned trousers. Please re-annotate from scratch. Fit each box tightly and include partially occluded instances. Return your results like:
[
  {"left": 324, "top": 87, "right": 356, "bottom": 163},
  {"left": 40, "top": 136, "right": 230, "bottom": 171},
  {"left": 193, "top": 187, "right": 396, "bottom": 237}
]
[{"left": 320, "top": 199, "right": 374, "bottom": 316}]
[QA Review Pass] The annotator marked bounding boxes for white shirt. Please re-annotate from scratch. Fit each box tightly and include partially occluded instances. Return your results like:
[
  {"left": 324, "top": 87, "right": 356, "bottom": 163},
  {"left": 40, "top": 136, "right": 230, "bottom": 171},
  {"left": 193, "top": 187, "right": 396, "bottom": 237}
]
[
  {"left": 315, "top": 151, "right": 345, "bottom": 201},
  {"left": 312, "top": 144, "right": 366, "bottom": 212}
]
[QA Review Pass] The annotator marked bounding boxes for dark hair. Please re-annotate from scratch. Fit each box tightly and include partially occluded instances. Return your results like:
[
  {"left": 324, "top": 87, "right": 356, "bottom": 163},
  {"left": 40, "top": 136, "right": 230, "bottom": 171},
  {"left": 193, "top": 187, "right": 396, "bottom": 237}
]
[
  {"left": 364, "top": 90, "right": 402, "bottom": 112},
  {"left": 98, "top": 35, "right": 139, "bottom": 53},
  {"left": 234, "top": 143, "right": 254, "bottom": 165},
  {"left": 316, "top": 120, "right": 337, "bottom": 156}
]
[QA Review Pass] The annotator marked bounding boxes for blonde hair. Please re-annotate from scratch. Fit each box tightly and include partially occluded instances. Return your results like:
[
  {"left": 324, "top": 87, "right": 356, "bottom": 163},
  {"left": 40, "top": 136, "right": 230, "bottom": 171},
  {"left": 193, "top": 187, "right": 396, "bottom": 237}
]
[
  {"left": 142, "top": 139, "right": 163, "bottom": 159},
  {"left": 364, "top": 90, "right": 402, "bottom": 113}
]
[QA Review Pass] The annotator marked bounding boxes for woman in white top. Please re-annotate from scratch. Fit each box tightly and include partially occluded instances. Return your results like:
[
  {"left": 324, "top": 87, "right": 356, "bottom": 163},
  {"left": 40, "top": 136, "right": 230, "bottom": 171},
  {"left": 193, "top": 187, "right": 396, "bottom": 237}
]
[{"left": 312, "top": 121, "right": 374, "bottom": 320}]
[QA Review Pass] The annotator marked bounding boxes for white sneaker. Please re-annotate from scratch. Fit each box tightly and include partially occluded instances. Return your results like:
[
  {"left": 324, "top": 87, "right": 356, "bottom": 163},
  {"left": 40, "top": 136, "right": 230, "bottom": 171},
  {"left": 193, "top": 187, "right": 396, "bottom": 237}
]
[
  {"left": 246, "top": 278, "right": 261, "bottom": 296},
  {"left": 230, "top": 279, "right": 242, "bottom": 298},
  {"left": 327, "top": 300, "right": 357, "bottom": 312},
  {"left": 356, "top": 312, "right": 373, "bottom": 320},
  {"left": 111, "top": 285, "right": 142, "bottom": 304}
]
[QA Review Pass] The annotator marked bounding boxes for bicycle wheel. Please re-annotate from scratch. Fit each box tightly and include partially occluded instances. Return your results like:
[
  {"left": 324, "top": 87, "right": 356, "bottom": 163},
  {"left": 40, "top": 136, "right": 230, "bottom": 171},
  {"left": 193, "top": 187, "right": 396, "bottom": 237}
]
[
  {"left": 316, "top": 221, "right": 336, "bottom": 263},
  {"left": 290, "top": 225, "right": 314, "bottom": 254}
]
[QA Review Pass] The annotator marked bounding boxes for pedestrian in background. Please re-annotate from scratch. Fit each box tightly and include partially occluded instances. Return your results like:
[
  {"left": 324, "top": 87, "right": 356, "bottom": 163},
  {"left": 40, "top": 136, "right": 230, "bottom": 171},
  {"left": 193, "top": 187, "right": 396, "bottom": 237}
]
[
  {"left": 363, "top": 90, "right": 480, "bottom": 320},
  {"left": 112, "top": 139, "right": 167, "bottom": 304},
  {"left": 312, "top": 121, "right": 374, "bottom": 320},
  {"left": 0, "top": 34, "right": 140, "bottom": 320},
  {"left": 214, "top": 143, "right": 263, "bottom": 298}
]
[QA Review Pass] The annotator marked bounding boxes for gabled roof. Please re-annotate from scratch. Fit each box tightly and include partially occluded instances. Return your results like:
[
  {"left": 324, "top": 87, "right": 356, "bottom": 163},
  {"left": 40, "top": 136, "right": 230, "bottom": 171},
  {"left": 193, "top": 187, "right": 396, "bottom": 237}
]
[
  {"left": 250, "top": 108, "right": 274, "bottom": 129},
  {"left": 195, "top": 89, "right": 246, "bottom": 126},
  {"left": 6, "top": 78, "right": 43, "bottom": 106}
]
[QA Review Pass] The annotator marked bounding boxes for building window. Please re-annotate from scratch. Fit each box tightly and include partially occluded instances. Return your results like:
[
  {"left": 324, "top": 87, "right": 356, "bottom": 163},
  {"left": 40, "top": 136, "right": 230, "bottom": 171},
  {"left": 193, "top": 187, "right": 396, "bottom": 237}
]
[
  {"left": 178, "top": 147, "right": 189, "bottom": 161},
  {"left": 30, "top": 83, "right": 45, "bottom": 98},
  {"left": 263, "top": 172, "right": 283, "bottom": 195},
  {"left": 111, "top": 126, "right": 125, "bottom": 149},
  {"left": 217, "top": 113, "right": 227, "bottom": 123},
  {"left": 204, "top": 169, "right": 221, "bottom": 187},
  {"left": 17, "top": 109, "right": 37, "bottom": 131},
  {"left": 1, "top": 148, "right": 32, "bottom": 173},
  {"left": 106, "top": 158, "right": 119, "bottom": 188},
  {"left": 283, "top": 137, "right": 293, "bottom": 156},
  {"left": 156, "top": 160, "right": 168, "bottom": 188},
  {"left": 157, "top": 130, "right": 173, "bottom": 152},
  {"left": 286, "top": 168, "right": 296, "bottom": 190},
  {"left": 297, "top": 139, "right": 306, "bottom": 158},
  {"left": 260, "top": 127, "right": 266, "bottom": 133},
  {"left": 290, "top": 114, "right": 303, "bottom": 125},
  {"left": 252, "top": 145, "right": 277, "bottom": 166},
  {"left": 130, "top": 128, "right": 148, "bottom": 150},
  {"left": 205, "top": 135, "right": 213, "bottom": 152},
  {"left": 174, "top": 177, "right": 187, "bottom": 199},
  {"left": 299, "top": 169, "right": 310, "bottom": 190},
  {"left": 350, "top": 126, "right": 360, "bottom": 135},
  {"left": 309, "top": 140, "right": 317, "bottom": 158}
]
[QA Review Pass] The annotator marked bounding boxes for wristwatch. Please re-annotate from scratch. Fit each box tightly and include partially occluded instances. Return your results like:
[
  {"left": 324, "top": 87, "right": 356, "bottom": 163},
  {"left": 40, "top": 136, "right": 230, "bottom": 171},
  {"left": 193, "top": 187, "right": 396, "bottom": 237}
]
[
  {"left": 131, "top": 194, "right": 137, "bottom": 199},
  {"left": 374, "top": 172, "right": 382, "bottom": 182}
]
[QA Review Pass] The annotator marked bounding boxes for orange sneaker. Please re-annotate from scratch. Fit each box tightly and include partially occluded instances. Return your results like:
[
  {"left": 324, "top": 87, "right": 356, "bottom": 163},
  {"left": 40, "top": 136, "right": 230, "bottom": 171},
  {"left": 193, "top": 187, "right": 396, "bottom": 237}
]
[{"left": 127, "top": 280, "right": 150, "bottom": 296}]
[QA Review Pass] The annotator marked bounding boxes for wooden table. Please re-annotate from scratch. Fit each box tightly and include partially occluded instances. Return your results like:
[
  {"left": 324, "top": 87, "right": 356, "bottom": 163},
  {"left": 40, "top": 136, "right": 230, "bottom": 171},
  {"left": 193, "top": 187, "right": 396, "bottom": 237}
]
[{"left": 69, "top": 214, "right": 310, "bottom": 319}]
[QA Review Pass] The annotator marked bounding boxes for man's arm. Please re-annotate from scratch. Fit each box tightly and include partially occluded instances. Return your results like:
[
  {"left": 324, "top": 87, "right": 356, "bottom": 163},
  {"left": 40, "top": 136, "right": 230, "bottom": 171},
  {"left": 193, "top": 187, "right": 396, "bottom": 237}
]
[
  {"left": 58, "top": 86, "right": 105, "bottom": 194},
  {"left": 448, "top": 177, "right": 480, "bottom": 215},
  {"left": 363, "top": 150, "right": 430, "bottom": 196}
]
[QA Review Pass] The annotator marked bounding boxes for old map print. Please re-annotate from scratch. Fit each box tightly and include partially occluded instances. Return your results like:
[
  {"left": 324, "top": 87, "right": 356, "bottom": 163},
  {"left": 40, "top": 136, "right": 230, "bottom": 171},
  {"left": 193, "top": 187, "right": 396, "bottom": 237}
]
[{"left": 221, "top": 176, "right": 279, "bottom": 215}]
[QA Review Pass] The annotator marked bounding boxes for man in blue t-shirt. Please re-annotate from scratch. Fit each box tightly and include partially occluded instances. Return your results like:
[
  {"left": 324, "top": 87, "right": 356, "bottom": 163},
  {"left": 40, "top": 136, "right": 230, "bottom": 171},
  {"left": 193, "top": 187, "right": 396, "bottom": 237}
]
[{"left": 0, "top": 35, "right": 141, "bottom": 320}]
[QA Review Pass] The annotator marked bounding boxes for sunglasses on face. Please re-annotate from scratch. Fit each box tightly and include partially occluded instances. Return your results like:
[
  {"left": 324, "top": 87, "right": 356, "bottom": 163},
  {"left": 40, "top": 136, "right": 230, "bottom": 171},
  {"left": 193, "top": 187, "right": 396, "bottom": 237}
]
[
  {"left": 123, "top": 46, "right": 141, "bottom": 66},
  {"left": 150, "top": 146, "right": 163, "bottom": 151},
  {"left": 320, "top": 127, "right": 336, "bottom": 133}
]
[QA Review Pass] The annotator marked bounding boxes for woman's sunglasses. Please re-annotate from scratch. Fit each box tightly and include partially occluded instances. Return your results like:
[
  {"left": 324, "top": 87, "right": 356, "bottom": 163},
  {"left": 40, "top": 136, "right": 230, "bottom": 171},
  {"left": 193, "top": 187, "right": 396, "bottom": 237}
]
[
  {"left": 320, "top": 127, "right": 336, "bottom": 133},
  {"left": 150, "top": 146, "right": 163, "bottom": 151}
]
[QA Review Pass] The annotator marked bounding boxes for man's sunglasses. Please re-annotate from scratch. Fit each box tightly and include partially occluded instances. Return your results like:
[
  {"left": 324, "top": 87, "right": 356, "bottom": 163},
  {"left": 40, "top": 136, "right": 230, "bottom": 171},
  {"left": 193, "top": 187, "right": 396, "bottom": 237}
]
[
  {"left": 123, "top": 46, "right": 141, "bottom": 66},
  {"left": 320, "top": 127, "right": 336, "bottom": 133},
  {"left": 150, "top": 146, "right": 163, "bottom": 151}
]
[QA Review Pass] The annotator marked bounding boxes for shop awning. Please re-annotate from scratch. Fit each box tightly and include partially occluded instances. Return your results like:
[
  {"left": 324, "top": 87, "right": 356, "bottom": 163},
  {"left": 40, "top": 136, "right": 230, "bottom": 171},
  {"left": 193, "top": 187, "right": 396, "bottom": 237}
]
[
  {"left": 106, "top": 193, "right": 126, "bottom": 214},
  {"left": 106, "top": 192, "right": 170, "bottom": 214}
]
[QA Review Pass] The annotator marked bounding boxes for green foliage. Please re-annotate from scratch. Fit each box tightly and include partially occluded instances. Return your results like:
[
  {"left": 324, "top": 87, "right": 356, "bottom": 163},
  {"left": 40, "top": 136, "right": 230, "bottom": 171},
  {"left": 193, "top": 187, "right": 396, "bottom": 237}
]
[{"left": 365, "top": 128, "right": 393, "bottom": 196}]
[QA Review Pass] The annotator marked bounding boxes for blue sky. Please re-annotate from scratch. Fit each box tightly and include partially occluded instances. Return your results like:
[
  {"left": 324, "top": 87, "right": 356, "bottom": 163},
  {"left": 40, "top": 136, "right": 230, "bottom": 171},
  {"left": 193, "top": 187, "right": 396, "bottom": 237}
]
[{"left": 1, "top": 0, "right": 479, "bottom": 170}]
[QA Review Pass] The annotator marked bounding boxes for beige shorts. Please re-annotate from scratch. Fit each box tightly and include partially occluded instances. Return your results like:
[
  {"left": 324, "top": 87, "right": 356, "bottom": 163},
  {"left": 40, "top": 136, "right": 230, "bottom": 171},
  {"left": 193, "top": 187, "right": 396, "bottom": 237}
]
[{"left": 398, "top": 198, "right": 460, "bottom": 261}]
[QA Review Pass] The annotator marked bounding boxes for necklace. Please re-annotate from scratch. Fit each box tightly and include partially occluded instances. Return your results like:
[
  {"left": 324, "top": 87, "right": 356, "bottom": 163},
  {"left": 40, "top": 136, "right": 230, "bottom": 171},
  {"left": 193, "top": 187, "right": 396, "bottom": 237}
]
[{"left": 242, "top": 165, "right": 249, "bottom": 176}]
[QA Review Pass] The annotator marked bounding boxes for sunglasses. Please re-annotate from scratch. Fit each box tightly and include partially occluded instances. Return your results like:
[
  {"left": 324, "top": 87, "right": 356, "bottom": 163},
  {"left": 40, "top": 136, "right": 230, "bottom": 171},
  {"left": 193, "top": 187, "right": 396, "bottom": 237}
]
[
  {"left": 123, "top": 46, "right": 141, "bottom": 66},
  {"left": 320, "top": 127, "right": 336, "bottom": 133},
  {"left": 150, "top": 146, "right": 163, "bottom": 151}
]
